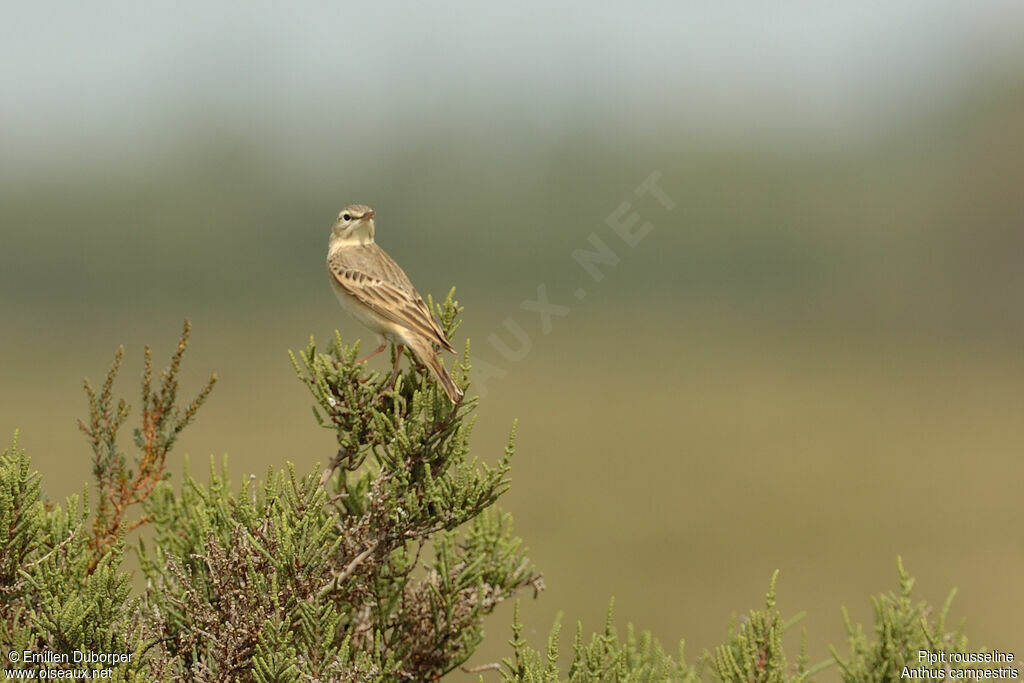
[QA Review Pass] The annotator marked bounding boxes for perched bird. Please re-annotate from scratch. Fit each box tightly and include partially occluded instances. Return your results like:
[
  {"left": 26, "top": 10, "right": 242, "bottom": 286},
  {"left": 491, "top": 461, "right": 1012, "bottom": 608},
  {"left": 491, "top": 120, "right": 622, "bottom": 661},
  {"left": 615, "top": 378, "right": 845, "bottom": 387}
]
[{"left": 326, "top": 204, "right": 463, "bottom": 403}]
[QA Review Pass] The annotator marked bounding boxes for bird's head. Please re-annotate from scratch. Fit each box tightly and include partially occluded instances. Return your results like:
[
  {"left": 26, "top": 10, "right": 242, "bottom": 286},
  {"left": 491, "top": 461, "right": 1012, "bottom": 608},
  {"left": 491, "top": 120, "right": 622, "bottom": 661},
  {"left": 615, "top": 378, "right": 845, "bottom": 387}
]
[{"left": 330, "top": 204, "right": 376, "bottom": 245}]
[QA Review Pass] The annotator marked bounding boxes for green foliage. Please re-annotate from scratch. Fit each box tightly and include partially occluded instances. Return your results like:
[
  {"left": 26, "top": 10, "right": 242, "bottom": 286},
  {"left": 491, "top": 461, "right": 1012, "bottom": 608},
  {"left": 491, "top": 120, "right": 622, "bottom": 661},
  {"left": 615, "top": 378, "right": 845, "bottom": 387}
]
[
  {"left": 832, "top": 557, "right": 972, "bottom": 682},
  {"left": 78, "top": 320, "right": 216, "bottom": 570},
  {"left": 123, "top": 293, "right": 539, "bottom": 679},
  {"left": 0, "top": 305, "right": 984, "bottom": 681},
  {"left": 704, "top": 571, "right": 825, "bottom": 682},
  {"left": 496, "top": 561, "right": 979, "bottom": 683},
  {"left": 500, "top": 600, "right": 697, "bottom": 682},
  {"left": 0, "top": 434, "right": 146, "bottom": 680}
]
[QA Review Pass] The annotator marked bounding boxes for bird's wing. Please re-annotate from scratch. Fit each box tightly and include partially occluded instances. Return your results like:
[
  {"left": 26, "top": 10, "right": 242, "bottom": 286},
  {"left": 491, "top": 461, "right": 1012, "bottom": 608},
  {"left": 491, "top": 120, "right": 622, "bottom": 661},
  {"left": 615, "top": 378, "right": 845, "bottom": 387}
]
[{"left": 328, "top": 246, "right": 456, "bottom": 352}]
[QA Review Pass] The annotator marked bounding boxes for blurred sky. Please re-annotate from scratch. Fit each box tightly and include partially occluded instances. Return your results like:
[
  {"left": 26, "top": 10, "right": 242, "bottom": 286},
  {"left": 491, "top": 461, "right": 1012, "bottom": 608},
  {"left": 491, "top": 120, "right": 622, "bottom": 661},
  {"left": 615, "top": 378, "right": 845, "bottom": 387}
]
[{"left": 4, "top": 2, "right": 1024, "bottom": 184}]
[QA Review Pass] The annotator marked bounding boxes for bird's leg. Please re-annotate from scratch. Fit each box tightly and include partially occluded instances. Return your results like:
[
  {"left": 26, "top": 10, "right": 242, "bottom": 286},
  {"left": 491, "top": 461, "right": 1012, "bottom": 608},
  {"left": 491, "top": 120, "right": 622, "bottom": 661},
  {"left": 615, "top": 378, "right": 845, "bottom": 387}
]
[
  {"left": 386, "top": 344, "right": 405, "bottom": 390},
  {"left": 374, "top": 344, "right": 405, "bottom": 401},
  {"left": 356, "top": 341, "right": 388, "bottom": 364}
]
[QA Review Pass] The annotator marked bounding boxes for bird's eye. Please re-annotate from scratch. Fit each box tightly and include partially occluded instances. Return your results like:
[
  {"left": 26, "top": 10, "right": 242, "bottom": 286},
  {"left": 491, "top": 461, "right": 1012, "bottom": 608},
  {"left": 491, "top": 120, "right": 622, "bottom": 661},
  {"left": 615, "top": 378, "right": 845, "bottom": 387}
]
[{"left": 342, "top": 213, "right": 351, "bottom": 221}]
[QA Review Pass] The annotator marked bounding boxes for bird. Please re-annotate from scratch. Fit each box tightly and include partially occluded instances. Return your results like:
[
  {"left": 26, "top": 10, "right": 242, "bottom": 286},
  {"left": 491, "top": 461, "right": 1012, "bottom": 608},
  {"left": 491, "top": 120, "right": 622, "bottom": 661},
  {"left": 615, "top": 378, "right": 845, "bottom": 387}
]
[{"left": 326, "top": 204, "right": 463, "bottom": 403}]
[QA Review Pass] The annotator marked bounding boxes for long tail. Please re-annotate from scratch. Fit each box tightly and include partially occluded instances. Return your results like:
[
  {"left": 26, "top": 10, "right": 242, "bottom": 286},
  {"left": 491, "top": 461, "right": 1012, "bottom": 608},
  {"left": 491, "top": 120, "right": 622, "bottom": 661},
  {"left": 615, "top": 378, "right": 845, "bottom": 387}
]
[{"left": 406, "top": 336, "right": 464, "bottom": 403}]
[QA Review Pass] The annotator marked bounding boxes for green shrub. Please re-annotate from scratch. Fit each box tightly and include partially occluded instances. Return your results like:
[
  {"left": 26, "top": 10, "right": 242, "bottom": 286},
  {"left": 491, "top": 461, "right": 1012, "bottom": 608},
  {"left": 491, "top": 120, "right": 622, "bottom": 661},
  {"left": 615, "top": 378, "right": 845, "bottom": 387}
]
[{"left": 0, "top": 300, "right": 983, "bottom": 681}]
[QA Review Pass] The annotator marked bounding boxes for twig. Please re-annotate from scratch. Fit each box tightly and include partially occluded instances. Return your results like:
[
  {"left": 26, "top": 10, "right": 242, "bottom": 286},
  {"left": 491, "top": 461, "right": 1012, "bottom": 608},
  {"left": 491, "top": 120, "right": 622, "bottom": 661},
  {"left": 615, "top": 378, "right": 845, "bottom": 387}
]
[{"left": 318, "top": 541, "right": 379, "bottom": 598}]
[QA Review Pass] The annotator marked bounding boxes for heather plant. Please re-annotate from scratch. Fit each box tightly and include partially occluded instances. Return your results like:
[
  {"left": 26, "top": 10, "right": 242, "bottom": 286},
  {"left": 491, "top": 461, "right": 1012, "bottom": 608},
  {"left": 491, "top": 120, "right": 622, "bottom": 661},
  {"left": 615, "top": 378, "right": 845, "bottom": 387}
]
[{"left": 0, "top": 299, "right": 983, "bottom": 681}]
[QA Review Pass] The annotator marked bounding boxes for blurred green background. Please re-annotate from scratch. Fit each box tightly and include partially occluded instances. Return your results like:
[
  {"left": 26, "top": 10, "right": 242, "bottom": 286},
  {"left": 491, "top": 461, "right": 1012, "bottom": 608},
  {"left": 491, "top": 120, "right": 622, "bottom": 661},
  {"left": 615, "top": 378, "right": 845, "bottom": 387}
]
[{"left": 3, "top": 3, "right": 1023, "bottom": 673}]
